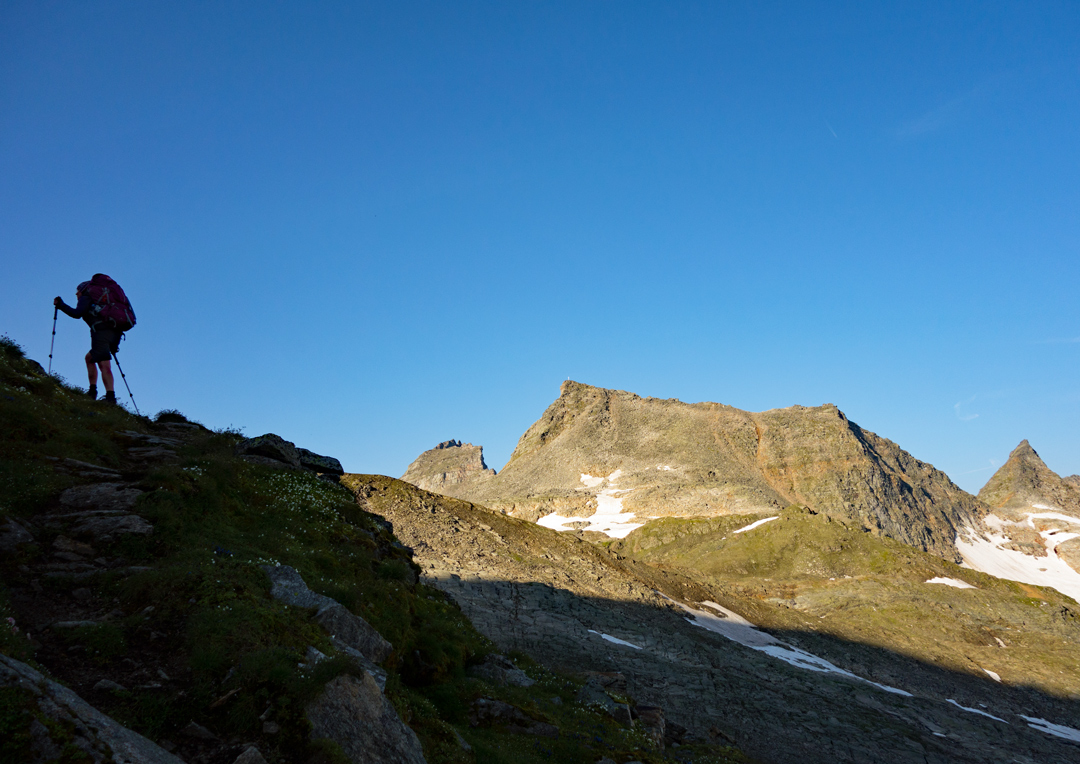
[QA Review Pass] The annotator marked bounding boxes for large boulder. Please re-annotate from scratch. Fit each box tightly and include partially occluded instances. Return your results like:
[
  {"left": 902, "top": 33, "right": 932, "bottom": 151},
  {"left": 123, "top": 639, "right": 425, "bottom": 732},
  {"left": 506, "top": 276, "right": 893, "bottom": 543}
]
[
  {"left": 235, "top": 434, "right": 302, "bottom": 469},
  {"left": 262, "top": 565, "right": 392, "bottom": 664},
  {"left": 306, "top": 673, "right": 426, "bottom": 764},
  {"left": 466, "top": 653, "right": 535, "bottom": 687},
  {"left": 297, "top": 447, "right": 344, "bottom": 475},
  {"left": 467, "top": 698, "right": 558, "bottom": 738},
  {"left": 59, "top": 483, "right": 143, "bottom": 513},
  {"left": 70, "top": 513, "right": 153, "bottom": 543},
  {"left": 0, "top": 653, "right": 184, "bottom": 764}
]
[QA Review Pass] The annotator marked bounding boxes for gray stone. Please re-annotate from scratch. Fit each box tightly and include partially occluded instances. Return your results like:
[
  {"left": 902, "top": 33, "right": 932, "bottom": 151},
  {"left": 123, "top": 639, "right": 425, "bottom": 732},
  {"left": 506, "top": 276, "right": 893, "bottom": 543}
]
[
  {"left": 63, "top": 458, "right": 122, "bottom": 477},
  {"left": 262, "top": 565, "right": 392, "bottom": 664},
  {"left": 330, "top": 638, "right": 388, "bottom": 690},
  {"left": 238, "top": 454, "right": 303, "bottom": 471},
  {"left": 297, "top": 447, "right": 344, "bottom": 475},
  {"left": 71, "top": 513, "right": 153, "bottom": 542},
  {"left": 306, "top": 673, "right": 427, "bottom": 764},
  {"left": 30, "top": 718, "right": 63, "bottom": 760},
  {"left": 127, "top": 447, "right": 178, "bottom": 461},
  {"left": 93, "top": 679, "right": 127, "bottom": 693},
  {"left": 636, "top": 705, "right": 665, "bottom": 749},
  {"left": 182, "top": 721, "right": 216, "bottom": 740},
  {"left": 54, "top": 535, "right": 96, "bottom": 556},
  {"left": 468, "top": 698, "right": 558, "bottom": 738},
  {"left": 235, "top": 434, "right": 301, "bottom": 468},
  {"left": 0, "top": 518, "right": 33, "bottom": 553},
  {"left": 466, "top": 653, "right": 535, "bottom": 687},
  {"left": 452, "top": 728, "right": 472, "bottom": 752},
  {"left": 232, "top": 746, "right": 269, "bottom": 764},
  {"left": 576, "top": 678, "right": 619, "bottom": 717},
  {"left": 52, "top": 620, "right": 100, "bottom": 629},
  {"left": 316, "top": 603, "right": 393, "bottom": 664},
  {"left": 59, "top": 483, "right": 144, "bottom": 513},
  {"left": 119, "top": 431, "right": 182, "bottom": 447},
  {"left": 0, "top": 652, "right": 184, "bottom": 764}
]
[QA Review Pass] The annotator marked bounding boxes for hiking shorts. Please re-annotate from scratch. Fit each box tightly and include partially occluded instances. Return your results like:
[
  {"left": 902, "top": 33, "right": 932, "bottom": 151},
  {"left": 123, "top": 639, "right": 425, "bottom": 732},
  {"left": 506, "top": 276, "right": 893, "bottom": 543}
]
[{"left": 88, "top": 327, "right": 120, "bottom": 363}]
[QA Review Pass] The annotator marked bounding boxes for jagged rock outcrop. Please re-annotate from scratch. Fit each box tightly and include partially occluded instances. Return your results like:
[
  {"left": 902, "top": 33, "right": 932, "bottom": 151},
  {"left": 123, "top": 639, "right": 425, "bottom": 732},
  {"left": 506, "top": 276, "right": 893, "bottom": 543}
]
[
  {"left": 420, "top": 381, "right": 984, "bottom": 560},
  {"left": 0, "top": 652, "right": 184, "bottom": 764},
  {"left": 261, "top": 564, "right": 427, "bottom": 763},
  {"left": 235, "top": 433, "right": 302, "bottom": 468},
  {"left": 401, "top": 440, "right": 495, "bottom": 495},
  {"left": 262, "top": 564, "right": 393, "bottom": 664},
  {"left": 297, "top": 447, "right": 344, "bottom": 475},
  {"left": 236, "top": 434, "right": 344, "bottom": 476},
  {"left": 306, "top": 673, "right": 427, "bottom": 764},
  {"left": 979, "top": 440, "right": 1080, "bottom": 516}
]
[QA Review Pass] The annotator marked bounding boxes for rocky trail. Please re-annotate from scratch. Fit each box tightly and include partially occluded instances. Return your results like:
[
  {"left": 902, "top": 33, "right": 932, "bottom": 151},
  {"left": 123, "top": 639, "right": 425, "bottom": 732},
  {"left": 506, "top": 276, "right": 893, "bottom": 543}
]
[{"left": 1, "top": 421, "right": 279, "bottom": 764}]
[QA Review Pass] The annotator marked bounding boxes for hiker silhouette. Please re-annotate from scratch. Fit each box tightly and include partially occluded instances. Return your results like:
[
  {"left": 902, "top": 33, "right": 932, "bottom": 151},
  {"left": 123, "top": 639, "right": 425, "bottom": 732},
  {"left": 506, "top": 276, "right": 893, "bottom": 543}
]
[{"left": 54, "top": 274, "right": 136, "bottom": 404}]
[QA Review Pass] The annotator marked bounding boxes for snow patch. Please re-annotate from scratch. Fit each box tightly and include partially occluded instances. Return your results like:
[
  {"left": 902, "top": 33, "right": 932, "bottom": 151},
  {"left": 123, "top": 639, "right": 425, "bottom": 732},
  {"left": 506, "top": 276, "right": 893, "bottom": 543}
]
[
  {"left": 579, "top": 473, "right": 604, "bottom": 489},
  {"left": 540, "top": 470, "right": 643, "bottom": 539},
  {"left": 667, "top": 596, "right": 911, "bottom": 696},
  {"left": 956, "top": 513, "right": 1080, "bottom": 602},
  {"left": 946, "top": 699, "right": 1007, "bottom": 723},
  {"left": 733, "top": 517, "right": 779, "bottom": 534},
  {"left": 926, "top": 577, "right": 977, "bottom": 589},
  {"left": 657, "top": 465, "right": 673, "bottom": 471},
  {"left": 587, "top": 629, "right": 643, "bottom": 650},
  {"left": 983, "top": 669, "right": 1001, "bottom": 682},
  {"left": 1020, "top": 716, "right": 1080, "bottom": 743}
]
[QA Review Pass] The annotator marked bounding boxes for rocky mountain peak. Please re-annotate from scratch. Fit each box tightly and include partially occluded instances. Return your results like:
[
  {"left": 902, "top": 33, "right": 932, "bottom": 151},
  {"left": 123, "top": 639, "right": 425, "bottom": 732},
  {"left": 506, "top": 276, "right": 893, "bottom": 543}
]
[
  {"left": 400, "top": 440, "right": 495, "bottom": 496},
  {"left": 407, "top": 381, "right": 986, "bottom": 561},
  {"left": 979, "top": 439, "right": 1080, "bottom": 515}
]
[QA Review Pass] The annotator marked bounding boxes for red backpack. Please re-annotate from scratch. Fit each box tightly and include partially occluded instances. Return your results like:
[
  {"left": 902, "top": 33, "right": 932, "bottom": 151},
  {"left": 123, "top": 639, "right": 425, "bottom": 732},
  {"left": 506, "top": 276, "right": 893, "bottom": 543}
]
[{"left": 84, "top": 274, "right": 137, "bottom": 332}]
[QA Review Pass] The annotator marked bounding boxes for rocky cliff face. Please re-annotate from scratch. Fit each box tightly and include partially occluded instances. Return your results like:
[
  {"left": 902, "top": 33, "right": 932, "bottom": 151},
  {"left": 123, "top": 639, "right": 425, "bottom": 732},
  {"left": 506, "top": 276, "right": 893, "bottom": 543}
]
[
  {"left": 419, "top": 381, "right": 984, "bottom": 560},
  {"left": 400, "top": 440, "right": 495, "bottom": 495},
  {"left": 979, "top": 440, "right": 1080, "bottom": 516}
]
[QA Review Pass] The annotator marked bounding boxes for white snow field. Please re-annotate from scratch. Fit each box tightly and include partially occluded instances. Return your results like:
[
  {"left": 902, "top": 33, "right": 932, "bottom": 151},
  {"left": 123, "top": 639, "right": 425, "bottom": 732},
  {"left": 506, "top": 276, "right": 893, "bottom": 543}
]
[
  {"left": 587, "top": 630, "right": 643, "bottom": 649},
  {"left": 665, "top": 596, "right": 912, "bottom": 696},
  {"left": 1020, "top": 716, "right": 1080, "bottom": 743},
  {"left": 946, "top": 699, "right": 1007, "bottom": 723},
  {"left": 537, "top": 470, "right": 644, "bottom": 539},
  {"left": 925, "top": 577, "right": 977, "bottom": 589},
  {"left": 956, "top": 509, "right": 1080, "bottom": 602},
  {"left": 733, "top": 516, "right": 779, "bottom": 534}
]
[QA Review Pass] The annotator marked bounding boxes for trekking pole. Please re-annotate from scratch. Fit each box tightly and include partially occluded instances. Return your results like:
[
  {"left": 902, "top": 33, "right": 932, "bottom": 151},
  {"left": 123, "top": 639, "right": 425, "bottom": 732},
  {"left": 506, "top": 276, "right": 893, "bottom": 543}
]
[
  {"left": 48, "top": 307, "right": 58, "bottom": 375},
  {"left": 111, "top": 352, "right": 141, "bottom": 416}
]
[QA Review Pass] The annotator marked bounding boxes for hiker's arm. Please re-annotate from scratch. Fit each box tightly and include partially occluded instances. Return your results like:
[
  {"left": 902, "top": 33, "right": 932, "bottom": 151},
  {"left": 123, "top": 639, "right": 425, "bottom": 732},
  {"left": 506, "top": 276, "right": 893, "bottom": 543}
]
[{"left": 55, "top": 295, "right": 91, "bottom": 319}]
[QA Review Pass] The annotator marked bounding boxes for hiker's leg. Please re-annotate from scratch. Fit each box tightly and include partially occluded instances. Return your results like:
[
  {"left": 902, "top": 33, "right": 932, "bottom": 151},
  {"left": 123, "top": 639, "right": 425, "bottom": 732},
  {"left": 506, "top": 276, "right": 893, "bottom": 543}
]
[
  {"left": 98, "top": 359, "right": 115, "bottom": 392},
  {"left": 85, "top": 352, "right": 98, "bottom": 386}
]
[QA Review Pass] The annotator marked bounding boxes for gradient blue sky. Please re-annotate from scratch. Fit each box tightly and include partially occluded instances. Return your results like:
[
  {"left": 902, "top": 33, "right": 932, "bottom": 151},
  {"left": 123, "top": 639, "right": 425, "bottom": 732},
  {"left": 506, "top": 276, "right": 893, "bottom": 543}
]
[{"left": 2, "top": 1, "right": 1078, "bottom": 492}]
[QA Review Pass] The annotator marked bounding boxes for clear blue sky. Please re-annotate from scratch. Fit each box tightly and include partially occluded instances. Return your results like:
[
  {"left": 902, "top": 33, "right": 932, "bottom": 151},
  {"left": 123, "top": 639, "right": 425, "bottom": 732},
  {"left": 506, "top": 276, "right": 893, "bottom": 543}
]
[{"left": 2, "top": 1, "right": 1078, "bottom": 493}]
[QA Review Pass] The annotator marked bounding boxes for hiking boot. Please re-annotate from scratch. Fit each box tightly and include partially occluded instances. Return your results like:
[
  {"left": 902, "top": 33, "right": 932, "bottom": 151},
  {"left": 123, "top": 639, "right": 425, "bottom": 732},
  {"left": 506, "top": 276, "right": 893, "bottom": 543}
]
[
  {"left": 87, "top": 385, "right": 98, "bottom": 400},
  {"left": 103, "top": 390, "right": 117, "bottom": 405}
]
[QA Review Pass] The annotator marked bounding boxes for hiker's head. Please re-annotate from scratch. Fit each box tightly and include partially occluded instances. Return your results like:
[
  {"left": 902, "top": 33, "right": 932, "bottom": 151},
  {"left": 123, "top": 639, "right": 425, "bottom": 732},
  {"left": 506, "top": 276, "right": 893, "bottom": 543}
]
[{"left": 76, "top": 281, "right": 90, "bottom": 297}]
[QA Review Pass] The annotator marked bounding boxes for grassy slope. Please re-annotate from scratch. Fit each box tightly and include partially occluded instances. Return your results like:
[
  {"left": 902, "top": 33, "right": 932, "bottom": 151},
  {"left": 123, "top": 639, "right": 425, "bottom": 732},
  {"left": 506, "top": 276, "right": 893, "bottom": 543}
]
[
  {"left": 0, "top": 336, "right": 749, "bottom": 764},
  {"left": 610, "top": 506, "right": 1080, "bottom": 699}
]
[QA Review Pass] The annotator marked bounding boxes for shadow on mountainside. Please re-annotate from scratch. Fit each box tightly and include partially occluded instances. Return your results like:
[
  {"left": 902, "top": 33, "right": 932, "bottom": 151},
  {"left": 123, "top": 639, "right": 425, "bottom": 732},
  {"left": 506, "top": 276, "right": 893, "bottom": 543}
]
[
  {"left": 427, "top": 573, "right": 1080, "bottom": 764},
  {"left": 344, "top": 473, "right": 1080, "bottom": 764}
]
